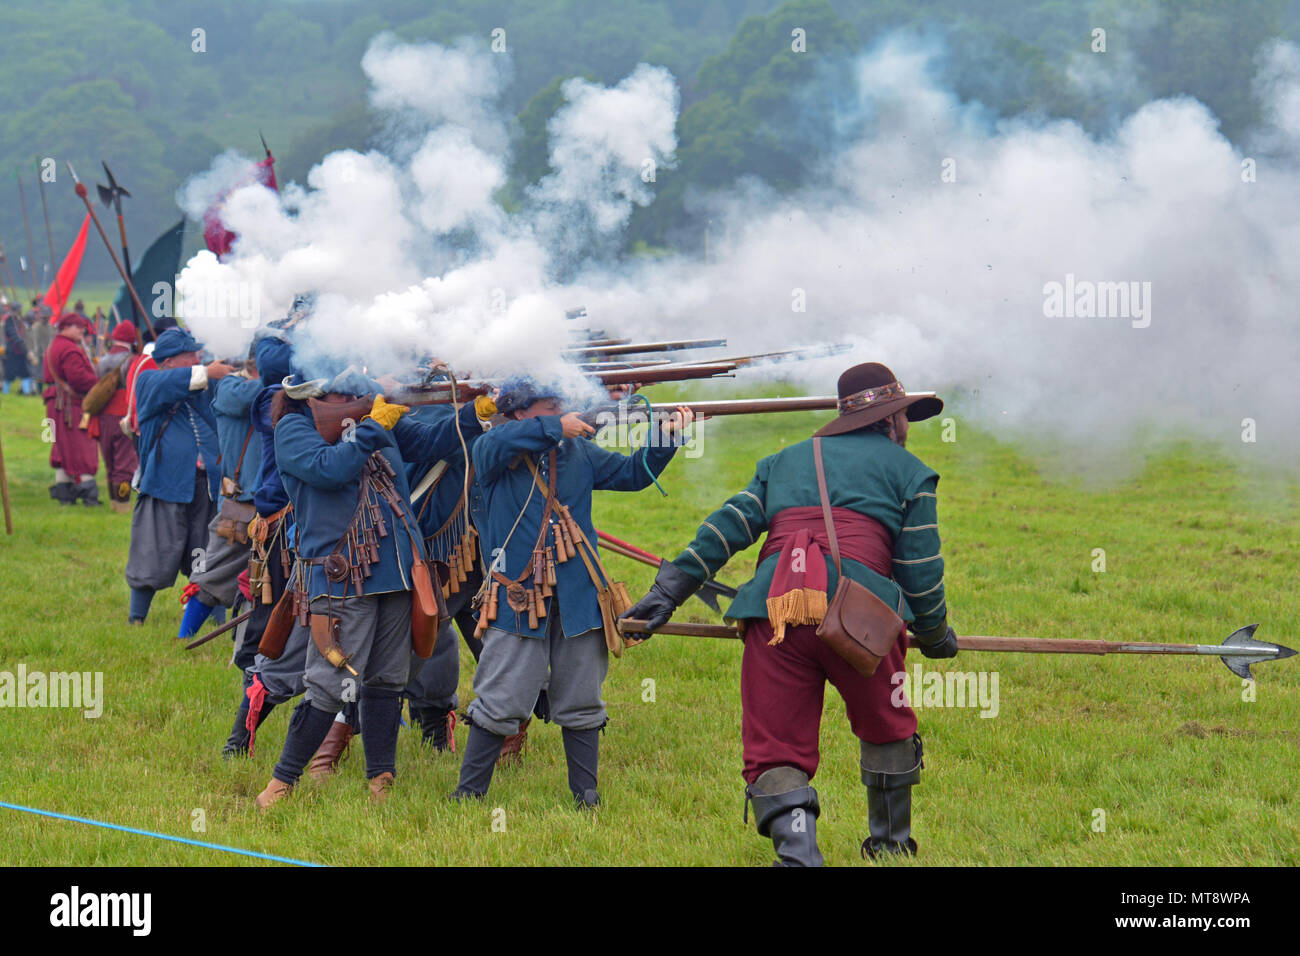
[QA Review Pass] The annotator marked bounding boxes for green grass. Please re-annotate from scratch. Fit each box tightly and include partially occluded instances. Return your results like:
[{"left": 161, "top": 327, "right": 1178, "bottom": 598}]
[{"left": 1, "top": 385, "right": 1297, "bottom": 866}]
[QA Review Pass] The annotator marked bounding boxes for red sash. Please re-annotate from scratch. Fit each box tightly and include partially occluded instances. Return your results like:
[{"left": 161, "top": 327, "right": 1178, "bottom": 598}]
[{"left": 759, "top": 506, "right": 893, "bottom": 643}]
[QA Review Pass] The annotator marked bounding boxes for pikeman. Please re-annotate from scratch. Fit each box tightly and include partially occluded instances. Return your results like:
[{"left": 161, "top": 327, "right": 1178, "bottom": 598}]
[
  {"left": 178, "top": 345, "right": 263, "bottom": 638},
  {"left": 94, "top": 322, "right": 142, "bottom": 512},
  {"left": 125, "top": 328, "right": 234, "bottom": 623},
  {"left": 451, "top": 377, "right": 693, "bottom": 807},
  {"left": 622, "top": 363, "right": 958, "bottom": 865},
  {"left": 254, "top": 365, "right": 488, "bottom": 809},
  {"left": 43, "top": 312, "right": 102, "bottom": 506}
]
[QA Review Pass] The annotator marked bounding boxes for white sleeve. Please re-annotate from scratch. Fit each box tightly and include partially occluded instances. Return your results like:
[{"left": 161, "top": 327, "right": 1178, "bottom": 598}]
[{"left": 189, "top": 365, "right": 209, "bottom": 390}]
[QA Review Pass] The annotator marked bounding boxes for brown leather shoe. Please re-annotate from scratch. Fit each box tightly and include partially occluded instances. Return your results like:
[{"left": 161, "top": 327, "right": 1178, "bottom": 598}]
[
  {"left": 255, "top": 777, "right": 293, "bottom": 811},
  {"left": 369, "top": 771, "right": 395, "bottom": 804},
  {"left": 497, "top": 717, "right": 530, "bottom": 766},
  {"left": 308, "top": 721, "right": 354, "bottom": 781}
]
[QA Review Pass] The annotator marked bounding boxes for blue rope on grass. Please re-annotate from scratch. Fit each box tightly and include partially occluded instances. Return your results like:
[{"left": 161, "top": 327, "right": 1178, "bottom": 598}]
[{"left": 0, "top": 800, "right": 323, "bottom": 867}]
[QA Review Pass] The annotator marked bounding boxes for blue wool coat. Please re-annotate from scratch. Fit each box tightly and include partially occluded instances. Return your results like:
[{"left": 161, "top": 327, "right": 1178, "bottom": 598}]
[
  {"left": 275, "top": 402, "right": 482, "bottom": 601},
  {"left": 134, "top": 367, "right": 221, "bottom": 504},
  {"left": 473, "top": 415, "right": 681, "bottom": 639},
  {"left": 404, "top": 405, "right": 484, "bottom": 549},
  {"left": 251, "top": 385, "right": 289, "bottom": 518},
  {"left": 210, "top": 375, "right": 263, "bottom": 503}
]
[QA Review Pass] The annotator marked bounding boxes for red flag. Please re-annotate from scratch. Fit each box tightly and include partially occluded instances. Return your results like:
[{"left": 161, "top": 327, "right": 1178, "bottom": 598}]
[
  {"left": 41, "top": 213, "right": 91, "bottom": 319},
  {"left": 203, "top": 153, "right": 278, "bottom": 259}
]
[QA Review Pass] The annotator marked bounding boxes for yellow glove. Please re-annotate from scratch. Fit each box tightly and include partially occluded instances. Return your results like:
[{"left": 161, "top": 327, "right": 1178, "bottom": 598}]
[
  {"left": 364, "top": 394, "right": 410, "bottom": 430},
  {"left": 474, "top": 394, "right": 497, "bottom": 420}
]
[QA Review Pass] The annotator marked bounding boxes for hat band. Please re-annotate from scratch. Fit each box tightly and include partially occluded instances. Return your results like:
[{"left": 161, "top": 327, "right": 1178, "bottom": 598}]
[{"left": 837, "top": 381, "right": 906, "bottom": 415}]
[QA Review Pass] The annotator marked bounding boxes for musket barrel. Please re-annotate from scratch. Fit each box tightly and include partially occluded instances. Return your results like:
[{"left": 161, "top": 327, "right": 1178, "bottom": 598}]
[
  {"left": 563, "top": 338, "right": 727, "bottom": 358},
  {"left": 586, "top": 363, "right": 736, "bottom": 386}
]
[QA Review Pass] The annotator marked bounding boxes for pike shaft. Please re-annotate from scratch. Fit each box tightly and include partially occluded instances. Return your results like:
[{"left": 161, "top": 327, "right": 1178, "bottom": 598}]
[
  {"left": 184, "top": 609, "right": 254, "bottom": 650},
  {"left": 36, "top": 165, "right": 56, "bottom": 278},
  {"left": 17, "top": 174, "right": 38, "bottom": 298}
]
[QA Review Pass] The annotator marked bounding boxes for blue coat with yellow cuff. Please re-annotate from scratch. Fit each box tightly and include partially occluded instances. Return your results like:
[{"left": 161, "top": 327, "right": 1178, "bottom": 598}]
[{"left": 275, "top": 402, "right": 482, "bottom": 601}]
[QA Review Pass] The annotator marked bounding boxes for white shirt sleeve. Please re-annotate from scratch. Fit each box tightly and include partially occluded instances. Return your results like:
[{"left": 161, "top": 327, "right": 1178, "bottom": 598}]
[{"left": 189, "top": 365, "right": 209, "bottom": 390}]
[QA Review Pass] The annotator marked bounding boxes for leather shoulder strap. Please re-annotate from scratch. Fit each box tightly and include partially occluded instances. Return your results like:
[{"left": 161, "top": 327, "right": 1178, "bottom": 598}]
[
  {"left": 234, "top": 424, "right": 255, "bottom": 478},
  {"left": 813, "top": 437, "right": 842, "bottom": 574}
]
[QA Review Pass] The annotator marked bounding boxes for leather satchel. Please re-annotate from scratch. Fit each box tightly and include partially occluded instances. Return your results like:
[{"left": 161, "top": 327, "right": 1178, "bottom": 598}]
[
  {"left": 214, "top": 426, "right": 257, "bottom": 544},
  {"left": 812, "top": 437, "right": 905, "bottom": 678}
]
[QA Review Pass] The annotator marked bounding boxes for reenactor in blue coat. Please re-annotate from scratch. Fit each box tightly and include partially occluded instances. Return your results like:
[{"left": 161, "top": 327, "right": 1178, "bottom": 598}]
[
  {"left": 403, "top": 401, "right": 491, "bottom": 752},
  {"left": 451, "top": 377, "right": 693, "bottom": 807},
  {"left": 180, "top": 347, "right": 265, "bottom": 637},
  {"left": 221, "top": 329, "right": 298, "bottom": 758},
  {"left": 255, "top": 368, "right": 487, "bottom": 808},
  {"left": 124, "top": 328, "right": 235, "bottom": 624}
]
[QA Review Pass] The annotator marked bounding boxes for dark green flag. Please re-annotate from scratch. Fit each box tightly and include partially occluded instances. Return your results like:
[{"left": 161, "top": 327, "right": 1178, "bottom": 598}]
[{"left": 112, "top": 218, "right": 185, "bottom": 339}]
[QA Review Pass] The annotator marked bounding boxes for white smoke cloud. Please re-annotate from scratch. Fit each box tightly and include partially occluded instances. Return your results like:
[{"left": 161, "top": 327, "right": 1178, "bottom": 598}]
[{"left": 175, "top": 31, "right": 1300, "bottom": 467}]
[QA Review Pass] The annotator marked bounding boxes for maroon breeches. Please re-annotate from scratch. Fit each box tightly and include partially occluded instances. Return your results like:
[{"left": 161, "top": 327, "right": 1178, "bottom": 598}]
[
  {"left": 98, "top": 413, "right": 139, "bottom": 486},
  {"left": 740, "top": 618, "right": 916, "bottom": 784}
]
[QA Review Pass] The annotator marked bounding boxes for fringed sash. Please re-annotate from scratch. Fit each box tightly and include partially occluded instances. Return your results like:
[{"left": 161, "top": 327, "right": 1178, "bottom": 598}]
[{"left": 759, "top": 506, "right": 894, "bottom": 644}]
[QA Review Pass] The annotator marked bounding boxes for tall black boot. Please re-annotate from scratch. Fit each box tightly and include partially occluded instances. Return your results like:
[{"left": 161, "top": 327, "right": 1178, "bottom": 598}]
[
  {"left": 417, "top": 704, "right": 453, "bottom": 751},
  {"left": 222, "top": 673, "right": 256, "bottom": 758},
  {"left": 860, "top": 734, "right": 923, "bottom": 859},
  {"left": 450, "top": 724, "right": 505, "bottom": 800},
  {"left": 75, "top": 478, "right": 101, "bottom": 507},
  {"left": 561, "top": 726, "right": 601, "bottom": 808},
  {"left": 745, "top": 767, "right": 823, "bottom": 867},
  {"left": 49, "top": 481, "right": 76, "bottom": 505}
]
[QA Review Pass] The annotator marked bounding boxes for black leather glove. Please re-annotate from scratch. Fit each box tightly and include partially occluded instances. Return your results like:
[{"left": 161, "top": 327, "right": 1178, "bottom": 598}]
[
  {"left": 619, "top": 561, "right": 702, "bottom": 640},
  {"left": 912, "top": 623, "right": 959, "bottom": 659}
]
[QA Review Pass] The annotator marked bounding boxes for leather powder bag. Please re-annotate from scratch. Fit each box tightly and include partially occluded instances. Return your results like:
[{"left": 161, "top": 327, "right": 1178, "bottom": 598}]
[
  {"left": 410, "top": 558, "right": 449, "bottom": 658},
  {"left": 812, "top": 437, "right": 905, "bottom": 678}
]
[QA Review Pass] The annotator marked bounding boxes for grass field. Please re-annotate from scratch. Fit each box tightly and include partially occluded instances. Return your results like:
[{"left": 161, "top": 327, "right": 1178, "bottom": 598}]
[{"left": 1, "top": 385, "right": 1297, "bottom": 866}]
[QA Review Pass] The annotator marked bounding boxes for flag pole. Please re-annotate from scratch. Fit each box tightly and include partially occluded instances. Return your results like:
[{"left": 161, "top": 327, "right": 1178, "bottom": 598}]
[
  {"left": 16, "top": 172, "right": 39, "bottom": 299},
  {"left": 65, "top": 163, "right": 156, "bottom": 338},
  {"left": 36, "top": 159, "right": 57, "bottom": 289}
]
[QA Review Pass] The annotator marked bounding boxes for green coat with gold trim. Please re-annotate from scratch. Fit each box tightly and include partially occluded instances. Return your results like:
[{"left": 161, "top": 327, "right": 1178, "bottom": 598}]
[{"left": 669, "top": 429, "right": 948, "bottom": 635}]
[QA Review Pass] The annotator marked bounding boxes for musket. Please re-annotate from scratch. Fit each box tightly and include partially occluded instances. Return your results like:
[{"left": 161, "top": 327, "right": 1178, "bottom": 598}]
[
  {"left": 669, "top": 344, "right": 852, "bottom": 370},
  {"left": 184, "top": 609, "right": 255, "bottom": 650},
  {"left": 563, "top": 338, "right": 728, "bottom": 359},
  {"left": 96, "top": 163, "right": 140, "bottom": 328},
  {"left": 585, "top": 362, "right": 736, "bottom": 387},
  {"left": 594, "top": 529, "right": 737, "bottom": 613},
  {"left": 616, "top": 620, "right": 1296, "bottom": 680},
  {"left": 16, "top": 172, "right": 38, "bottom": 298},
  {"left": 65, "top": 162, "right": 156, "bottom": 338},
  {"left": 304, "top": 379, "right": 493, "bottom": 444},
  {"left": 578, "top": 395, "right": 838, "bottom": 427},
  {"left": 35, "top": 160, "right": 56, "bottom": 286}
]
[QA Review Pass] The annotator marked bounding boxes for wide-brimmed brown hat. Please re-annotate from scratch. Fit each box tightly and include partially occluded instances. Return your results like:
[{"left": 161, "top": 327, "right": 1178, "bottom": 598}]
[{"left": 813, "top": 362, "right": 943, "bottom": 438}]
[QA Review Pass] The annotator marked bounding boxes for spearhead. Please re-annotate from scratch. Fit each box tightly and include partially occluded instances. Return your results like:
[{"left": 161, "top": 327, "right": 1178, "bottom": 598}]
[{"left": 1218, "top": 624, "right": 1296, "bottom": 680}]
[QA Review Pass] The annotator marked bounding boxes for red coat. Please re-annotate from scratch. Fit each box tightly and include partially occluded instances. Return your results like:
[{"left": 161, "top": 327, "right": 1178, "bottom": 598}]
[{"left": 42, "top": 333, "right": 100, "bottom": 477}]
